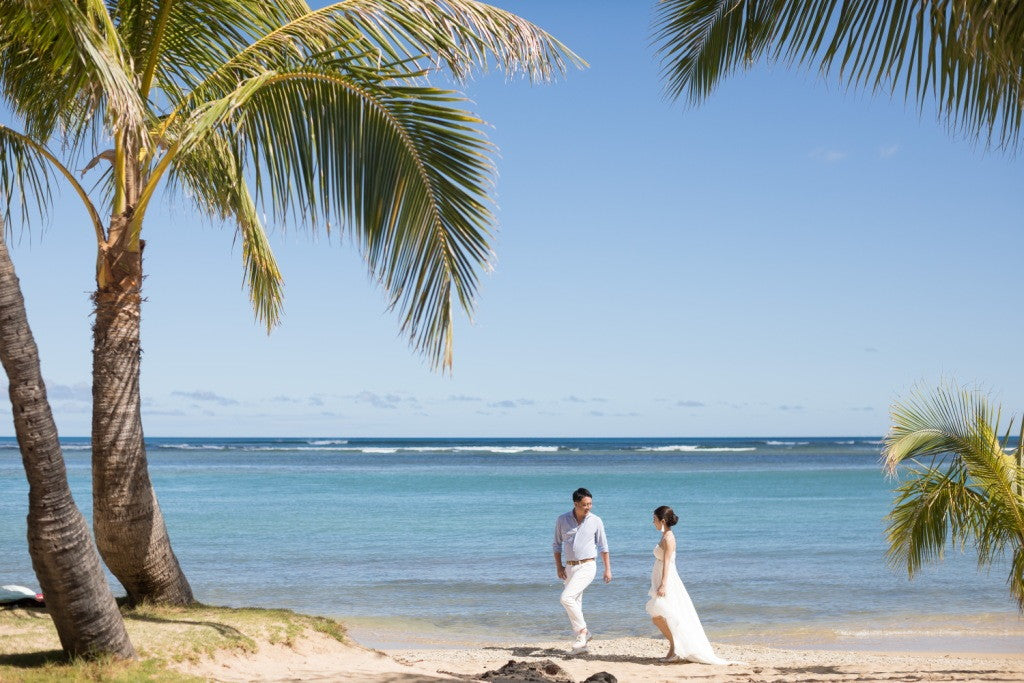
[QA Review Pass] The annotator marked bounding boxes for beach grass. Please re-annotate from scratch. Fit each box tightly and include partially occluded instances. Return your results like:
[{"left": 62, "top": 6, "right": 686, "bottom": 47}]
[{"left": 0, "top": 603, "right": 348, "bottom": 682}]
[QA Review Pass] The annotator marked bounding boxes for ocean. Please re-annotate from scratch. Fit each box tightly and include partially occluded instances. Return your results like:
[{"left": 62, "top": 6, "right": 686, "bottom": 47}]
[{"left": 1, "top": 437, "right": 1021, "bottom": 652}]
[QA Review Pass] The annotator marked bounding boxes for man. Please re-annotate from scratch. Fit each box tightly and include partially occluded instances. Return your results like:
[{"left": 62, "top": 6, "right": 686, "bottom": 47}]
[{"left": 552, "top": 487, "right": 611, "bottom": 654}]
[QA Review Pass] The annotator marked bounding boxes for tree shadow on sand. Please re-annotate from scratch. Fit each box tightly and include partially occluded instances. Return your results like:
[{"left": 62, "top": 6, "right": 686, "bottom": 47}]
[
  {"left": 774, "top": 665, "right": 845, "bottom": 675},
  {"left": 0, "top": 604, "right": 48, "bottom": 615},
  {"left": 484, "top": 645, "right": 719, "bottom": 669},
  {"left": 358, "top": 676, "right": 457, "bottom": 683},
  {"left": 0, "top": 650, "right": 68, "bottom": 668},
  {"left": 0, "top": 608, "right": 72, "bottom": 668},
  {"left": 122, "top": 611, "right": 245, "bottom": 639}
]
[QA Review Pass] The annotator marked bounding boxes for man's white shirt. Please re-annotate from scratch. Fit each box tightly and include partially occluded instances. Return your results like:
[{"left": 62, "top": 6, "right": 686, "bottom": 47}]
[{"left": 552, "top": 510, "right": 609, "bottom": 561}]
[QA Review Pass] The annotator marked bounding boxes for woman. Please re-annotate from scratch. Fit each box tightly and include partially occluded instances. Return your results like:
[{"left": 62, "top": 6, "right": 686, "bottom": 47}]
[{"left": 645, "top": 505, "right": 739, "bottom": 665}]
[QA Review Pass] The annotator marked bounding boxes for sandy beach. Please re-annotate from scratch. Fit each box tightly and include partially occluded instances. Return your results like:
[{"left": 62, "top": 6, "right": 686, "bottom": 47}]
[
  {"left": 182, "top": 633, "right": 1024, "bottom": 682},
  {"left": 3, "top": 604, "right": 1023, "bottom": 681}
]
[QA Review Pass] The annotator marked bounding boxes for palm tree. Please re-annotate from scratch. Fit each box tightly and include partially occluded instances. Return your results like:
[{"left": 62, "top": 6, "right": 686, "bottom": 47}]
[
  {"left": 653, "top": 0, "right": 1024, "bottom": 147},
  {"left": 883, "top": 386, "right": 1024, "bottom": 609},
  {"left": 0, "top": 224, "right": 134, "bottom": 659},
  {"left": 0, "top": 1, "right": 581, "bottom": 605}
]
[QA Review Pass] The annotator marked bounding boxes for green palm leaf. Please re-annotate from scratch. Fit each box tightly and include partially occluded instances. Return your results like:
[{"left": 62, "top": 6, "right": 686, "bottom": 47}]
[
  {"left": 1012, "top": 547, "right": 1024, "bottom": 608},
  {"left": 147, "top": 64, "right": 492, "bottom": 366},
  {"left": 886, "top": 460, "right": 984, "bottom": 574},
  {"left": 655, "top": 0, "right": 1024, "bottom": 148},
  {"left": 0, "top": 125, "right": 53, "bottom": 229},
  {"left": 161, "top": 0, "right": 584, "bottom": 138},
  {"left": 0, "top": 0, "right": 144, "bottom": 145},
  {"left": 884, "top": 385, "right": 1024, "bottom": 609},
  {"left": 113, "top": 0, "right": 310, "bottom": 104},
  {"left": 191, "top": 0, "right": 583, "bottom": 90},
  {"left": 165, "top": 130, "right": 284, "bottom": 329},
  {"left": 318, "top": 0, "right": 585, "bottom": 81},
  {"left": 0, "top": 124, "right": 105, "bottom": 238}
]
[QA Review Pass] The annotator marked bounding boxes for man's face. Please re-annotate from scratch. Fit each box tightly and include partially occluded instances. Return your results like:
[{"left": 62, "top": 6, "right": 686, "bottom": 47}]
[{"left": 574, "top": 496, "right": 593, "bottom": 517}]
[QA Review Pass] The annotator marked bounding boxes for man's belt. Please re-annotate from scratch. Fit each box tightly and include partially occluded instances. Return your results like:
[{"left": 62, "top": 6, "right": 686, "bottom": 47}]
[{"left": 566, "top": 558, "right": 595, "bottom": 566}]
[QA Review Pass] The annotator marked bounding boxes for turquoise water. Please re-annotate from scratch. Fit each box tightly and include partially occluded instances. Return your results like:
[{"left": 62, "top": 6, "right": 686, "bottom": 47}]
[{"left": 2, "top": 437, "right": 1022, "bottom": 651}]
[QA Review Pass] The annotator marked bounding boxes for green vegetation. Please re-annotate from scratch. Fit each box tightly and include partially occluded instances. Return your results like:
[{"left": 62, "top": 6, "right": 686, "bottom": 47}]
[
  {"left": 0, "top": 604, "right": 348, "bottom": 682},
  {"left": 654, "top": 1, "right": 1024, "bottom": 147},
  {"left": 884, "top": 386, "right": 1024, "bottom": 609}
]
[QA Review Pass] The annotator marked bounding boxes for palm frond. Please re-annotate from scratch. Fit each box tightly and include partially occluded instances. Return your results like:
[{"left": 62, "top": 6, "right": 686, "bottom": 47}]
[
  {"left": 0, "top": 124, "right": 106, "bottom": 241},
  {"left": 1016, "top": 419, "right": 1024, "bottom": 499},
  {"left": 0, "top": 0, "right": 144, "bottom": 146},
  {"left": 0, "top": 125, "right": 53, "bottom": 229},
  {"left": 321, "top": 0, "right": 586, "bottom": 81},
  {"left": 111, "top": 0, "right": 309, "bottom": 107},
  {"left": 152, "top": 66, "right": 493, "bottom": 367},
  {"left": 885, "top": 459, "right": 985, "bottom": 576},
  {"left": 654, "top": 0, "right": 1024, "bottom": 149},
  {"left": 168, "top": 0, "right": 583, "bottom": 125},
  {"left": 164, "top": 130, "right": 284, "bottom": 329},
  {"left": 885, "top": 384, "right": 1024, "bottom": 610},
  {"left": 884, "top": 384, "right": 996, "bottom": 471},
  {"left": 959, "top": 420, "right": 1024, "bottom": 566},
  {"left": 1011, "top": 546, "right": 1024, "bottom": 611},
  {"left": 237, "top": 201, "right": 285, "bottom": 332}
]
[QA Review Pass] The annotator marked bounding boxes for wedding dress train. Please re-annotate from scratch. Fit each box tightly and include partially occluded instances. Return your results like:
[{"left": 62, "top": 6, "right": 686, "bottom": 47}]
[{"left": 645, "top": 544, "right": 740, "bottom": 665}]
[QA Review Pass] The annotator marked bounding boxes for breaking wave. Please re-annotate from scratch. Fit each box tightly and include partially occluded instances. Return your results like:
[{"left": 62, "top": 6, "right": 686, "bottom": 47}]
[{"left": 638, "top": 445, "right": 757, "bottom": 452}]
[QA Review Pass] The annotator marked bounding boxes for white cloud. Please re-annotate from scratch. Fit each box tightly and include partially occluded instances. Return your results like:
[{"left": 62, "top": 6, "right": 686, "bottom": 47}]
[
  {"left": 809, "top": 147, "right": 847, "bottom": 163},
  {"left": 47, "top": 381, "right": 91, "bottom": 402},
  {"left": 172, "top": 390, "right": 238, "bottom": 406},
  {"left": 488, "top": 398, "right": 534, "bottom": 409},
  {"left": 353, "top": 391, "right": 403, "bottom": 409}
]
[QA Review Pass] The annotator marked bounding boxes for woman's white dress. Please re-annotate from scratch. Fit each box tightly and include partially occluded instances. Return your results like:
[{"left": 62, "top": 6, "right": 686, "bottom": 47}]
[{"left": 645, "top": 543, "right": 736, "bottom": 665}]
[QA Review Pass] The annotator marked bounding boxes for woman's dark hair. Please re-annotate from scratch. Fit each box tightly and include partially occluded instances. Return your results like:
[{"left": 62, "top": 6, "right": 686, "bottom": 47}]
[
  {"left": 572, "top": 487, "right": 592, "bottom": 502},
  {"left": 654, "top": 505, "right": 678, "bottom": 528}
]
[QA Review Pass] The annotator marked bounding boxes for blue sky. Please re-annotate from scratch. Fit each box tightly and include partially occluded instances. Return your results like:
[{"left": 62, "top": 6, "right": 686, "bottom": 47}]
[{"left": 2, "top": 1, "right": 1022, "bottom": 437}]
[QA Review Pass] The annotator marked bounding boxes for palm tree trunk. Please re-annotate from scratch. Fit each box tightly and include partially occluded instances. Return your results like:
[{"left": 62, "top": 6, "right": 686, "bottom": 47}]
[
  {"left": 91, "top": 226, "right": 193, "bottom": 605},
  {"left": 0, "top": 230, "right": 134, "bottom": 659}
]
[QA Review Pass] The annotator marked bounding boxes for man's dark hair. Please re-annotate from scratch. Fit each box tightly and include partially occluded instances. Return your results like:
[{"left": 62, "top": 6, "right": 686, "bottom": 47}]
[{"left": 572, "top": 487, "right": 592, "bottom": 502}]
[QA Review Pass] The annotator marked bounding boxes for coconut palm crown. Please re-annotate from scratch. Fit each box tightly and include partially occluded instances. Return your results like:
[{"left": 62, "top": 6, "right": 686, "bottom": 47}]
[
  {"left": 654, "top": 0, "right": 1024, "bottom": 148},
  {"left": 883, "top": 385, "right": 1024, "bottom": 609},
  {"left": 1, "top": 0, "right": 583, "bottom": 360},
  {"left": 0, "top": 0, "right": 582, "bottom": 604}
]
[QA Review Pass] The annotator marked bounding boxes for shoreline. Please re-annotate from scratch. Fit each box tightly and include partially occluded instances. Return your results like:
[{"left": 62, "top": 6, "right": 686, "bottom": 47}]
[{"left": 343, "top": 613, "right": 1024, "bottom": 655}]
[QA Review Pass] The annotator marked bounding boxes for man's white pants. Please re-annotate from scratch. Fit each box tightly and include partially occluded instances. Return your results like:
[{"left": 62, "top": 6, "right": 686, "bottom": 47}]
[{"left": 560, "top": 560, "right": 597, "bottom": 634}]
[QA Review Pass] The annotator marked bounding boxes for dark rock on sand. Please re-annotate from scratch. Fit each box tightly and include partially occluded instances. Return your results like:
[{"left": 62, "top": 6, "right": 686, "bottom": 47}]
[
  {"left": 479, "top": 659, "right": 574, "bottom": 682},
  {"left": 582, "top": 674, "right": 617, "bottom": 683}
]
